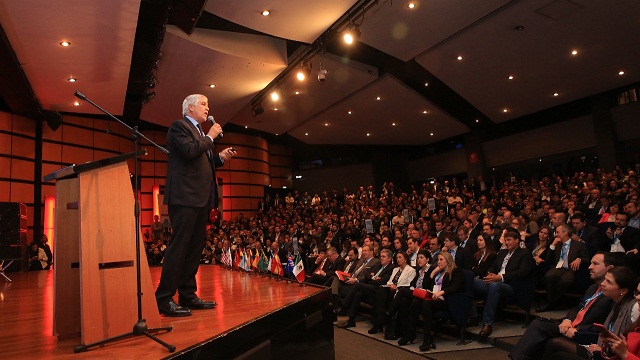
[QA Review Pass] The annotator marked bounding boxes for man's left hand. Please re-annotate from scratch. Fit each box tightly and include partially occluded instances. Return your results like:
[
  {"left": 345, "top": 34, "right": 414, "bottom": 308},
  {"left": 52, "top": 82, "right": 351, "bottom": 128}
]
[{"left": 219, "top": 147, "right": 237, "bottom": 161}]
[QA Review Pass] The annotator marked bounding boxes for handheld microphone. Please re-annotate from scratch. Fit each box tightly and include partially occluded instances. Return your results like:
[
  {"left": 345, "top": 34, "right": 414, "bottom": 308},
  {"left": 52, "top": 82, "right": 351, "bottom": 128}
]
[{"left": 207, "top": 115, "right": 223, "bottom": 138}]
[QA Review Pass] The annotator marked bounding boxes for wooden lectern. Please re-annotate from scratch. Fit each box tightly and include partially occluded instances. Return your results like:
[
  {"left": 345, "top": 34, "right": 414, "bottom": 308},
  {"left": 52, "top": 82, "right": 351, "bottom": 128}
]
[{"left": 44, "top": 151, "right": 161, "bottom": 345}]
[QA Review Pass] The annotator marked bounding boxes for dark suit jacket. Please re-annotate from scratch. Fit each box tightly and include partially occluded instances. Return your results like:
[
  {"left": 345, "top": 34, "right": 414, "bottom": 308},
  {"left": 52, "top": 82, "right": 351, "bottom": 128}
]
[
  {"left": 352, "top": 257, "right": 382, "bottom": 282},
  {"left": 578, "top": 225, "right": 606, "bottom": 256},
  {"left": 325, "top": 256, "right": 346, "bottom": 278},
  {"left": 409, "top": 265, "right": 433, "bottom": 289},
  {"left": 364, "top": 263, "right": 395, "bottom": 286},
  {"left": 619, "top": 226, "right": 640, "bottom": 252},
  {"left": 472, "top": 252, "right": 497, "bottom": 278},
  {"left": 546, "top": 239, "right": 589, "bottom": 268},
  {"left": 164, "top": 117, "right": 223, "bottom": 208},
  {"left": 425, "top": 267, "right": 464, "bottom": 296},
  {"left": 488, "top": 247, "right": 534, "bottom": 284},
  {"left": 566, "top": 283, "right": 614, "bottom": 332},
  {"left": 451, "top": 246, "right": 473, "bottom": 270}
]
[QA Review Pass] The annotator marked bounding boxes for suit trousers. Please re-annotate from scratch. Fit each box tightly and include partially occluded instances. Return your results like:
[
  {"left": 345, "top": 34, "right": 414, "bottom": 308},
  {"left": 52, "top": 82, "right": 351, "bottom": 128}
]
[
  {"left": 473, "top": 278, "right": 514, "bottom": 325},
  {"left": 155, "top": 204, "right": 209, "bottom": 305},
  {"left": 545, "top": 268, "right": 576, "bottom": 304},
  {"left": 509, "top": 318, "right": 564, "bottom": 360}
]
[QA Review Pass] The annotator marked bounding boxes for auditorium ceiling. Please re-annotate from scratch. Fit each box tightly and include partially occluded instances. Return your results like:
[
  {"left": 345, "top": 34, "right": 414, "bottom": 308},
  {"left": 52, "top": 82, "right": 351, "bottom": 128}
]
[{"left": 0, "top": 0, "right": 638, "bottom": 145}]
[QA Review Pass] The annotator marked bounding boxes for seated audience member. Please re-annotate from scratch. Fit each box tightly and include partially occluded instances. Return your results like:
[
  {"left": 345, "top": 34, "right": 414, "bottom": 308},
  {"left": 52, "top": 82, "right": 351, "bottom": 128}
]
[
  {"left": 458, "top": 225, "right": 478, "bottom": 256},
  {"left": 473, "top": 231, "right": 534, "bottom": 339},
  {"left": 391, "top": 250, "right": 432, "bottom": 339},
  {"left": 28, "top": 241, "right": 48, "bottom": 271},
  {"left": 332, "top": 245, "right": 381, "bottom": 313},
  {"left": 545, "top": 266, "right": 638, "bottom": 359},
  {"left": 509, "top": 252, "right": 619, "bottom": 360},
  {"left": 571, "top": 213, "right": 605, "bottom": 258},
  {"left": 368, "top": 251, "right": 415, "bottom": 334},
  {"left": 308, "top": 247, "right": 345, "bottom": 285},
  {"left": 406, "top": 237, "right": 421, "bottom": 268},
  {"left": 427, "top": 233, "right": 442, "bottom": 265},
  {"left": 392, "top": 237, "right": 408, "bottom": 257},
  {"left": 472, "top": 233, "right": 497, "bottom": 278},
  {"left": 537, "top": 224, "right": 589, "bottom": 312},
  {"left": 337, "top": 249, "right": 394, "bottom": 328},
  {"left": 530, "top": 225, "right": 552, "bottom": 282},
  {"left": 607, "top": 211, "right": 640, "bottom": 255},
  {"left": 404, "top": 251, "right": 463, "bottom": 352},
  {"left": 441, "top": 231, "right": 473, "bottom": 270}
]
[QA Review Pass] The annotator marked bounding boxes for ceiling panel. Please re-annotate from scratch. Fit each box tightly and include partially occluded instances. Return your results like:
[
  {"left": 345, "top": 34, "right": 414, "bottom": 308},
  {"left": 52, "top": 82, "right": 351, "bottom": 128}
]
[
  {"left": 415, "top": 0, "right": 640, "bottom": 123},
  {"left": 288, "top": 74, "right": 469, "bottom": 145}
]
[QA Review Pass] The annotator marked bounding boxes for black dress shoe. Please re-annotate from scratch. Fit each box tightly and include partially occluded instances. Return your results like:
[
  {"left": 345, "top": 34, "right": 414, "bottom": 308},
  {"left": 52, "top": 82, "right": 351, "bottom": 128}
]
[
  {"left": 536, "top": 303, "right": 554, "bottom": 312},
  {"left": 368, "top": 324, "right": 382, "bottom": 334},
  {"left": 158, "top": 300, "right": 192, "bottom": 317},
  {"left": 338, "top": 319, "right": 356, "bottom": 328},
  {"left": 180, "top": 298, "right": 216, "bottom": 310},
  {"left": 478, "top": 324, "right": 492, "bottom": 341}
]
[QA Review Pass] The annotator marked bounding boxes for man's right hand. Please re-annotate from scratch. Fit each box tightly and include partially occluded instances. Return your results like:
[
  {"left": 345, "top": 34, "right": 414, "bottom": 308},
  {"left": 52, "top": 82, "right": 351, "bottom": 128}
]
[{"left": 207, "top": 122, "right": 223, "bottom": 139}]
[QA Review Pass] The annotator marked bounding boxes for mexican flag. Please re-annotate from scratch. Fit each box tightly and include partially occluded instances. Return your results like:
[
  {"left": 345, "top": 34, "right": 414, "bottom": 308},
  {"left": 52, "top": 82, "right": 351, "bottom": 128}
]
[{"left": 292, "top": 253, "right": 305, "bottom": 283}]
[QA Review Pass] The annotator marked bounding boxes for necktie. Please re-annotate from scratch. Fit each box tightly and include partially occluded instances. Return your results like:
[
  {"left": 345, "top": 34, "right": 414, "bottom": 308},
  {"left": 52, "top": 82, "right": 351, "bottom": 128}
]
[
  {"left": 572, "top": 286, "right": 603, "bottom": 327},
  {"left": 392, "top": 268, "right": 403, "bottom": 285},
  {"left": 196, "top": 123, "right": 213, "bottom": 162},
  {"left": 375, "top": 265, "right": 386, "bottom": 277},
  {"left": 353, "top": 258, "right": 369, "bottom": 277}
]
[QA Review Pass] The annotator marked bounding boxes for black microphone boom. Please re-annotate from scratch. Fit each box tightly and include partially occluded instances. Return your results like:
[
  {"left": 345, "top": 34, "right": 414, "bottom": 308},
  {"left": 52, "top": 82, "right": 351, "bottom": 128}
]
[
  {"left": 74, "top": 90, "right": 87, "bottom": 101},
  {"left": 207, "top": 115, "right": 223, "bottom": 138}
]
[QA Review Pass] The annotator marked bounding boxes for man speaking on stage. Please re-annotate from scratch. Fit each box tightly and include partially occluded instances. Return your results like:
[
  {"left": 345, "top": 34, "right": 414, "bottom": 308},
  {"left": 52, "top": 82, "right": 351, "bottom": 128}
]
[{"left": 155, "top": 94, "right": 237, "bottom": 317}]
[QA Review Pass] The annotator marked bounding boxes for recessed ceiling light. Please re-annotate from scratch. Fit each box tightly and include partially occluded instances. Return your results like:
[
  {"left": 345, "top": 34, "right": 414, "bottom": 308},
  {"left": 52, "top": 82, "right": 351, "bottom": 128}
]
[
  {"left": 296, "top": 71, "right": 305, "bottom": 81},
  {"left": 424, "top": 82, "right": 429, "bottom": 86},
  {"left": 508, "top": 75, "right": 514, "bottom": 80},
  {"left": 514, "top": 26, "right": 525, "bottom": 31},
  {"left": 457, "top": 55, "right": 463, "bottom": 61},
  {"left": 67, "top": 77, "right": 77, "bottom": 82},
  {"left": 261, "top": 10, "right": 270, "bottom": 16},
  {"left": 73, "top": 101, "right": 80, "bottom": 106},
  {"left": 392, "top": 123, "right": 396, "bottom": 126},
  {"left": 422, "top": 110, "right": 428, "bottom": 114},
  {"left": 209, "top": 84, "right": 216, "bottom": 88},
  {"left": 553, "top": 92, "right": 559, "bottom": 97},
  {"left": 619, "top": 71, "right": 625, "bottom": 75},
  {"left": 475, "top": 119, "right": 479, "bottom": 123},
  {"left": 539, "top": 159, "right": 542, "bottom": 162},
  {"left": 366, "top": 133, "right": 371, "bottom": 136},
  {"left": 245, "top": 126, "right": 248, "bottom": 129},
  {"left": 324, "top": 123, "right": 329, "bottom": 126},
  {"left": 408, "top": 3, "right": 415, "bottom": 9},
  {"left": 305, "top": 132, "right": 308, "bottom": 136},
  {"left": 271, "top": 91, "right": 279, "bottom": 101},
  {"left": 348, "top": 111, "right": 352, "bottom": 115},
  {"left": 376, "top": 96, "right": 381, "bottom": 100},
  {"left": 571, "top": 50, "right": 578, "bottom": 55},
  {"left": 430, "top": 133, "right": 434, "bottom": 136},
  {"left": 502, "top": 108, "right": 509, "bottom": 113},
  {"left": 274, "top": 108, "right": 278, "bottom": 111},
  {"left": 295, "top": 90, "right": 300, "bottom": 95},
  {"left": 59, "top": 41, "right": 71, "bottom": 47}
]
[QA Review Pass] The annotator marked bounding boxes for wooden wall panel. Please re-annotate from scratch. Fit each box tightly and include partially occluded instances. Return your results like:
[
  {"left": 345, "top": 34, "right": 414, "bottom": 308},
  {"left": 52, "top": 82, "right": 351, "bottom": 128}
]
[
  {"left": 0, "top": 157, "right": 11, "bottom": 175},
  {"left": 42, "top": 122, "right": 62, "bottom": 141},
  {"left": 94, "top": 130, "right": 119, "bottom": 150},
  {"left": 10, "top": 182, "right": 33, "bottom": 203},
  {"left": 11, "top": 136, "right": 35, "bottom": 159},
  {"left": 11, "top": 114, "right": 35, "bottom": 135},
  {"left": 62, "top": 145, "right": 93, "bottom": 165},
  {"left": 0, "top": 133, "right": 11, "bottom": 154},
  {"left": 230, "top": 172, "right": 251, "bottom": 183},
  {"left": 62, "top": 125, "right": 93, "bottom": 148},
  {"left": 42, "top": 142, "right": 62, "bottom": 162},
  {"left": 0, "top": 111, "right": 11, "bottom": 131},
  {"left": 0, "top": 181, "right": 9, "bottom": 202},
  {"left": 154, "top": 162, "right": 167, "bottom": 176},
  {"left": 250, "top": 173, "right": 270, "bottom": 186},
  {"left": 10, "top": 159, "right": 35, "bottom": 181}
]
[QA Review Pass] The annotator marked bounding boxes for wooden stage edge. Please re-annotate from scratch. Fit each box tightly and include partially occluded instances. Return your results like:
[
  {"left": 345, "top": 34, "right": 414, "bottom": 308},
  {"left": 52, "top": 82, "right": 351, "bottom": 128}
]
[{"left": 0, "top": 266, "right": 335, "bottom": 360}]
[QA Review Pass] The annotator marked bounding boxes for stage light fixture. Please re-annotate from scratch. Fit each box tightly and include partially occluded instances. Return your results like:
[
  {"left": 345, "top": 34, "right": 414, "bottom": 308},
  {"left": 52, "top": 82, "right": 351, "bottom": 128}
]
[
  {"left": 251, "top": 103, "right": 265, "bottom": 117},
  {"left": 343, "top": 25, "right": 360, "bottom": 45},
  {"left": 271, "top": 91, "right": 279, "bottom": 101}
]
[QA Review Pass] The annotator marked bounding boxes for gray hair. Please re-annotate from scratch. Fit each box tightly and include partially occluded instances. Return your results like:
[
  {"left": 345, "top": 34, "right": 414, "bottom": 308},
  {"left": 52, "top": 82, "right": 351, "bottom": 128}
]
[{"left": 182, "top": 94, "right": 205, "bottom": 116}]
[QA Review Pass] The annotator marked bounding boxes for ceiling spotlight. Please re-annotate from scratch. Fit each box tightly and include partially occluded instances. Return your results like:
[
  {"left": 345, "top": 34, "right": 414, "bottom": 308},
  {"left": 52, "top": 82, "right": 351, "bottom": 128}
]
[
  {"left": 270, "top": 91, "right": 279, "bottom": 101},
  {"left": 571, "top": 50, "right": 578, "bottom": 55},
  {"left": 324, "top": 123, "right": 329, "bottom": 126},
  {"left": 245, "top": 126, "right": 248, "bottom": 129},
  {"left": 508, "top": 75, "right": 514, "bottom": 80},
  {"left": 457, "top": 55, "right": 463, "bottom": 61},
  {"left": 274, "top": 108, "right": 278, "bottom": 111},
  {"left": 296, "top": 71, "right": 305, "bottom": 81},
  {"left": 502, "top": 108, "right": 509, "bottom": 113},
  {"left": 59, "top": 41, "right": 71, "bottom": 47},
  {"left": 261, "top": 10, "right": 270, "bottom": 16},
  {"left": 295, "top": 91, "right": 300, "bottom": 95},
  {"left": 305, "top": 133, "right": 309, "bottom": 136},
  {"left": 422, "top": 110, "right": 428, "bottom": 114},
  {"left": 366, "top": 133, "right": 371, "bottom": 136},
  {"left": 67, "top": 77, "right": 77, "bottom": 82},
  {"left": 475, "top": 119, "right": 479, "bottom": 123},
  {"left": 619, "top": 71, "right": 625, "bottom": 75},
  {"left": 392, "top": 123, "right": 397, "bottom": 126},
  {"left": 251, "top": 103, "right": 264, "bottom": 117},
  {"left": 376, "top": 96, "right": 381, "bottom": 101},
  {"left": 514, "top": 26, "right": 525, "bottom": 31},
  {"left": 348, "top": 111, "right": 352, "bottom": 115},
  {"left": 430, "top": 133, "right": 434, "bottom": 136},
  {"left": 408, "top": 2, "right": 415, "bottom": 9},
  {"left": 343, "top": 25, "right": 360, "bottom": 45},
  {"left": 73, "top": 101, "right": 80, "bottom": 106},
  {"left": 553, "top": 92, "right": 559, "bottom": 97},
  {"left": 209, "top": 84, "right": 216, "bottom": 88},
  {"left": 424, "top": 82, "right": 429, "bottom": 86}
]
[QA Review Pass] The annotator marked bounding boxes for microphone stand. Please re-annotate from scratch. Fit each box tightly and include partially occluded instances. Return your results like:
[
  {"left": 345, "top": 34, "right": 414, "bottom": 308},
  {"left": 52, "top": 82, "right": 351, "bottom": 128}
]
[{"left": 72, "top": 90, "right": 175, "bottom": 353}]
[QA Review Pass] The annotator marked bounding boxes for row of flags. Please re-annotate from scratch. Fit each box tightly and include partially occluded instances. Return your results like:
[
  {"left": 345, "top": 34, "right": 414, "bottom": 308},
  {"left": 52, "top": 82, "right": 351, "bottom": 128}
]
[{"left": 219, "top": 248, "right": 305, "bottom": 282}]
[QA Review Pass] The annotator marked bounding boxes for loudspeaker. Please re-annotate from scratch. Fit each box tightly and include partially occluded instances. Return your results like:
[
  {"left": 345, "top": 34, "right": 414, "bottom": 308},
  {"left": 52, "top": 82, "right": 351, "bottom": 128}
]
[
  {"left": 169, "top": 0, "right": 207, "bottom": 35},
  {"left": 0, "top": 202, "right": 28, "bottom": 246},
  {"left": 44, "top": 110, "right": 62, "bottom": 131}
]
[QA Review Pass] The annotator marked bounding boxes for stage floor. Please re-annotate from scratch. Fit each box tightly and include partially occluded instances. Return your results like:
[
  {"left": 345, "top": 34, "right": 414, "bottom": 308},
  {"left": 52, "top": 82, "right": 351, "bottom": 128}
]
[{"left": 0, "top": 266, "right": 325, "bottom": 359}]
